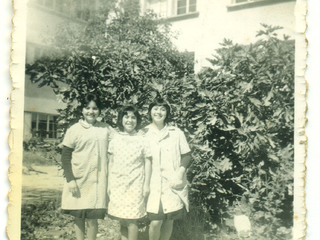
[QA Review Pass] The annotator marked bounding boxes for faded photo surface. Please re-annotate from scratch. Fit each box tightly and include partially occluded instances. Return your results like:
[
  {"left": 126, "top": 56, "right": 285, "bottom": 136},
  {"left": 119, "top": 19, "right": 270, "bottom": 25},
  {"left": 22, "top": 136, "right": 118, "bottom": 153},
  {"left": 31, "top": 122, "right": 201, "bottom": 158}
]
[{"left": 9, "top": 0, "right": 306, "bottom": 239}]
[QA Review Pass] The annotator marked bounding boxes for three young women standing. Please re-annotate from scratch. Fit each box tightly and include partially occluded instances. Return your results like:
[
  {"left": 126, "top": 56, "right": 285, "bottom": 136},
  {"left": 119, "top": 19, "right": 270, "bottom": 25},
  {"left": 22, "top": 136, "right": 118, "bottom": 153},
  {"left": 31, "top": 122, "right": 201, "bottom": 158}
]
[{"left": 60, "top": 95, "right": 191, "bottom": 240}]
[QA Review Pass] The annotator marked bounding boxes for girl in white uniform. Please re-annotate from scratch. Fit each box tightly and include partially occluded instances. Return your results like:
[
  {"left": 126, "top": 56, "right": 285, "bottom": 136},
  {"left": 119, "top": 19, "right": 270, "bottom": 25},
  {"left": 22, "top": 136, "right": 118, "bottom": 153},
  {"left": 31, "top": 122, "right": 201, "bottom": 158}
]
[
  {"left": 144, "top": 98, "right": 192, "bottom": 240},
  {"left": 60, "top": 94, "right": 111, "bottom": 240}
]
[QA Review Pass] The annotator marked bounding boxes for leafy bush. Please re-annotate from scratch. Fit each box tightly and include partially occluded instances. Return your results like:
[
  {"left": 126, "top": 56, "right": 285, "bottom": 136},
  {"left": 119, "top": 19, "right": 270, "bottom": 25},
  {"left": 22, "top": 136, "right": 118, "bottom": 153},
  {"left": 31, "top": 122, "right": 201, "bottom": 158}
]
[
  {"left": 172, "top": 25, "right": 294, "bottom": 239},
  {"left": 21, "top": 201, "right": 69, "bottom": 239},
  {"left": 144, "top": 25, "right": 294, "bottom": 239},
  {"left": 26, "top": 3, "right": 294, "bottom": 236}
]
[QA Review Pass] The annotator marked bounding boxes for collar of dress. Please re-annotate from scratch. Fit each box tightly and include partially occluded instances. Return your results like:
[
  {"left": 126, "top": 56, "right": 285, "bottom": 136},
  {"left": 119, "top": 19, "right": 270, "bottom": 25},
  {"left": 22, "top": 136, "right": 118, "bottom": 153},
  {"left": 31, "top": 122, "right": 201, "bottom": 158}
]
[
  {"left": 147, "top": 124, "right": 175, "bottom": 141},
  {"left": 118, "top": 131, "right": 138, "bottom": 136},
  {"left": 79, "top": 119, "right": 99, "bottom": 129}
]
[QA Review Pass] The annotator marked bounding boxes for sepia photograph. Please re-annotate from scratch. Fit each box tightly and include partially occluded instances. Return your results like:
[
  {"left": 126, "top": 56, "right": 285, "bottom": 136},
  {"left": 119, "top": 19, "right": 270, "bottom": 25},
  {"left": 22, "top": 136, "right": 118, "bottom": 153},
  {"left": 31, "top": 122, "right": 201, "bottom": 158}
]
[{"left": 8, "top": 0, "right": 308, "bottom": 239}]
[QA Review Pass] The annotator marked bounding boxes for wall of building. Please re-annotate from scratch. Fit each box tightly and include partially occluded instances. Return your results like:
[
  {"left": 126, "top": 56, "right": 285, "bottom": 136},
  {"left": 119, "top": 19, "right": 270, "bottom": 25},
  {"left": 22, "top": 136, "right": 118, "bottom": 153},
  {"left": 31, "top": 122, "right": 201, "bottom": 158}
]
[
  {"left": 24, "top": 0, "right": 90, "bottom": 140},
  {"left": 143, "top": 0, "right": 296, "bottom": 71},
  {"left": 24, "top": 75, "right": 65, "bottom": 115},
  {"left": 193, "top": 0, "right": 296, "bottom": 70},
  {"left": 26, "top": 1, "right": 89, "bottom": 63},
  {"left": 24, "top": 112, "right": 33, "bottom": 141}
]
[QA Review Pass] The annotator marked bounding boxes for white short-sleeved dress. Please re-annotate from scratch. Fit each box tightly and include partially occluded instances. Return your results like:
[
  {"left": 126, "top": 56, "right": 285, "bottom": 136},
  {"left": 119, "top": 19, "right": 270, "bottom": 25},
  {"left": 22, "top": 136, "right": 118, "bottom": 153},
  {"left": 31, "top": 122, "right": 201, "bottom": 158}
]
[
  {"left": 61, "top": 120, "right": 110, "bottom": 211},
  {"left": 107, "top": 131, "right": 150, "bottom": 220},
  {"left": 144, "top": 124, "right": 191, "bottom": 215}
]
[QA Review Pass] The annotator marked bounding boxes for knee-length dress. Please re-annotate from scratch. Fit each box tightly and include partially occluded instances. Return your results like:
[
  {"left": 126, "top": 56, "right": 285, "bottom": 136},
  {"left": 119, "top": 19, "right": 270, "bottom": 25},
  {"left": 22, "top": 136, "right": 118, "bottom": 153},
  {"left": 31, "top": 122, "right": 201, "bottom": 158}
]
[
  {"left": 61, "top": 120, "right": 110, "bottom": 210},
  {"left": 144, "top": 124, "right": 191, "bottom": 214},
  {"left": 107, "top": 131, "right": 150, "bottom": 219}
]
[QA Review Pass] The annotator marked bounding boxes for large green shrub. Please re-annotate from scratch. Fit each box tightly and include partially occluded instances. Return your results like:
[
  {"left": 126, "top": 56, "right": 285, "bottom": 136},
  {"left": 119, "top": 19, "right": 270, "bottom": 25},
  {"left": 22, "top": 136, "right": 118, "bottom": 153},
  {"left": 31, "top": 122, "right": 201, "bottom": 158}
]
[{"left": 162, "top": 25, "right": 294, "bottom": 239}]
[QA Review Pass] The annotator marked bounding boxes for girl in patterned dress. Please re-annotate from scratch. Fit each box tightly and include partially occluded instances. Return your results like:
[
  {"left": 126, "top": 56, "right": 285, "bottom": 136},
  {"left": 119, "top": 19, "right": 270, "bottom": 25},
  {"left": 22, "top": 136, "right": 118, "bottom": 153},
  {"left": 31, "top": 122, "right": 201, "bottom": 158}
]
[
  {"left": 60, "top": 94, "right": 111, "bottom": 240},
  {"left": 107, "top": 105, "right": 152, "bottom": 240}
]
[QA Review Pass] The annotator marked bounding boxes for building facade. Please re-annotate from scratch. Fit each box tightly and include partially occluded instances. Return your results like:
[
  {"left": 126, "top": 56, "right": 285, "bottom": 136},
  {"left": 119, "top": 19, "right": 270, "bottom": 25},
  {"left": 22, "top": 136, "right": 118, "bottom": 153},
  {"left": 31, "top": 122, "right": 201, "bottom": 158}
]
[
  {"left": 24, "top": 0, "right": 103, "bottom": 141},
  {"left": 139, "top": 0, "right": 296, "bottom": 71}
]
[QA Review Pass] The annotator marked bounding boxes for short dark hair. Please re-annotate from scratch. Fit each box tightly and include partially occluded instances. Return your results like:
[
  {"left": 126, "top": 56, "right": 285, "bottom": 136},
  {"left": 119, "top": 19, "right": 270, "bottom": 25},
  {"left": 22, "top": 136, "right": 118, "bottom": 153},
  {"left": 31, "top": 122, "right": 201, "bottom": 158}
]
[
  {"left": 117, "top": 105, "right": 141, "bottom": 131},
  {"left": 148, "top": 97, "right": 171, "bottom": 124},
  {"left": 80, "top": 93, "right": 103, "bottom": 111}
]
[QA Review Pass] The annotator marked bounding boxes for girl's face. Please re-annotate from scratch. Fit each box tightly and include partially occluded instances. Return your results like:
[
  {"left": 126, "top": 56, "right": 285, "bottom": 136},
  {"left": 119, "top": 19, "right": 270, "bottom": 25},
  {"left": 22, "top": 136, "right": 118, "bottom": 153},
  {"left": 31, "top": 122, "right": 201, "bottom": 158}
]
[
  {"left": 82, "top": 100, "right": 100, "bottom": 124},
  {"left": 151, "top": 105, "right": 167, "bottom": 124},
  {"left": 122, "top": 111, "right": 137, "bottom": 133}
]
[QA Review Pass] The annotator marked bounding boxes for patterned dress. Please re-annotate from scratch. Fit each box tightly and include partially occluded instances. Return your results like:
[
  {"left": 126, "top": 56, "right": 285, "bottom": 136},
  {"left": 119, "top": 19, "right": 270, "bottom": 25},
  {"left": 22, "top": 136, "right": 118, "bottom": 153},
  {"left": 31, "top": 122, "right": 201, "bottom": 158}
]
[{"left": 107, "top": 131, "right": 150, "bottom": 219}]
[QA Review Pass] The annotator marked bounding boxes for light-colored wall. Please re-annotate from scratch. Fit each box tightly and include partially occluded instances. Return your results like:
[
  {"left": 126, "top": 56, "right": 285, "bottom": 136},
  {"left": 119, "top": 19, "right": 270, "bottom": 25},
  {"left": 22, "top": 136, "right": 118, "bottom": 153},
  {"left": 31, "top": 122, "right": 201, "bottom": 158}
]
[
  {"left": 24, "top": 76, "right": 65, "bottom": 115},
  {"left": 24, "top": 1, "right": 84, "bottom": 139},
  {"left": 26, "top": 2, "right": 87, "bottom": 63},
  {"left": 142, "top": 0, "right": 296, "bottom": 71},
  {"left": 24, "top": 112, "right": 33, "bottom": 141},
  {"left": 193, "top": 0, "right": 296, "bottom": 71}
]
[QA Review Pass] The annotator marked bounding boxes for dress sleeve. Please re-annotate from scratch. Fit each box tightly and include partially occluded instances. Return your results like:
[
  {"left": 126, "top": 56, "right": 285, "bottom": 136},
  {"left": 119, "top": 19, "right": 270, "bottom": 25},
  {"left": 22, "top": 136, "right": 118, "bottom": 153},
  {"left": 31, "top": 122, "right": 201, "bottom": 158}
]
[
  {"left": 107, "top": 125, "right": 116, "bottom": 142},
  {"left": 61, "top": 146, "right": 75, "bottom": 182},
  {"left": 143, "top": 138, "right": 152, "bottom": 160},
  {"left": 108, "top": 137, "right": 115, "bottom": 154},
  {"left": 178, "top": 128, "right": 191, "bottom": 155},
  {"left": 62, "top": 126, "right": 77, "bottom": 149}
]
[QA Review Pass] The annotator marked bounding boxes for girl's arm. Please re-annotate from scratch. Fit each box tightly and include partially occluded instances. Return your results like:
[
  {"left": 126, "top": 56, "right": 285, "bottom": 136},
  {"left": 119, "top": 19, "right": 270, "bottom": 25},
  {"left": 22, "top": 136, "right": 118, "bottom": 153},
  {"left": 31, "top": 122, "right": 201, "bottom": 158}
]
[
  {"left": 107, "top": 153, "right": 113, "bottom": 196},
  {"left": 61, "top": 146, "right": 75, "bottom": 182},
  {"left": 143, "top": 156, "right": 152, "bottom": 199},
  {"left": 61, "top": 146, "right": 80, "bottom": 198},
  {"left": 171, "top": 152, "right": 192, "bottom": 190},
  {"left": 177, "top": 152, "right": 192, "bottom": 178}
]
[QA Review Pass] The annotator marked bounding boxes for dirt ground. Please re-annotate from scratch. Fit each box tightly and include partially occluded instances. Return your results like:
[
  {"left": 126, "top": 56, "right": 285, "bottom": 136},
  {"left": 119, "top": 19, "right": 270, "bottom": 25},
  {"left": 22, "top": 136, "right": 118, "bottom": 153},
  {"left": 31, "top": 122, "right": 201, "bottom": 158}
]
[{"left": 22, "top": 165, "right": 64, "bottom": 204}]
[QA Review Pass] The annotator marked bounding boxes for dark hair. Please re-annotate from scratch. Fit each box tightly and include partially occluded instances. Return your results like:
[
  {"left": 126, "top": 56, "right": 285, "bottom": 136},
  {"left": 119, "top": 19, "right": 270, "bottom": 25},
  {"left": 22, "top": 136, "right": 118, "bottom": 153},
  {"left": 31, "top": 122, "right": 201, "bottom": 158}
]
[
  {"left": 148, "top": 98, "right": 171, "bottom": 124},
  {"left": 117, "top": 105, "right": 141, "bottom": 131},
  {"left": 80, "top": 93, "right": 103, "bottom": 111}
]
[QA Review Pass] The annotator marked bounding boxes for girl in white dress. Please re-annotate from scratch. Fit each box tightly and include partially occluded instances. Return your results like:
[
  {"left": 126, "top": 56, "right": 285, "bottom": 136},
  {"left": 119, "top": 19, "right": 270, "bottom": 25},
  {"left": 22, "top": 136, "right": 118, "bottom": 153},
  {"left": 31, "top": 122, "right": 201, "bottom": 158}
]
[
  {"left": 108, "top": 105, "right": 152, "bottom": 240},
  {"left": 61, "top": 94, "right": 111, "bottom": 240},
  {"left": 144, "top": 98, "right": 192, "bottom": 240}
]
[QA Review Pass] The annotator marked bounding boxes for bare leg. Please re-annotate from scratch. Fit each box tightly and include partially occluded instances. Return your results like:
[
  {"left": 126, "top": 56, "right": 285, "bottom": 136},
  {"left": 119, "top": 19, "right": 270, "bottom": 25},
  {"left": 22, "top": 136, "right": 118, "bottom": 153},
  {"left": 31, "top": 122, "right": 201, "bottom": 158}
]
[
  {"left": 159, "top": 220, "right": 173, "bottom": 240},
  {"left": 128, "top": 223, "right": 139, "bottom": 240},
  {"left": 120, "top": 224, "right": 128, "bottom": 240},
  {"left": 87, "top": 219, "right": 98, "bottom": 240},
  {"left": 149, "top": 220, "right": 163, "bottom": 240},
  {"left": 74, "top": 217, "right": 85, "bottom": 240}
]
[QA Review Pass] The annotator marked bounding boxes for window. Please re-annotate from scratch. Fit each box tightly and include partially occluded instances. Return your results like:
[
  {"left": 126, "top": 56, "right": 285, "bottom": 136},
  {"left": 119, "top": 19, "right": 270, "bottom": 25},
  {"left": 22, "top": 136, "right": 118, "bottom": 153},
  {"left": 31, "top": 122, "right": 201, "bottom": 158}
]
[
  {"left": 31, "top": 113, "right": 59, "bottom": 138},
  {"left": 29, "top": 0, "right": 92, "bottom": 21},
  {"left": 177, "top": 0, "right": 197, "bottom": 15},
  {"left": 228, "top": 0, "right": 295, "bottom": 10},
  {"left": 234, "top": 0, "right": 250, "bottom": 2},
  {"left": 231, "top": 0, "right": 290, "bottom": 3},
  {"left": 143, "top": 0, "right": 198, "bottom": 19}
]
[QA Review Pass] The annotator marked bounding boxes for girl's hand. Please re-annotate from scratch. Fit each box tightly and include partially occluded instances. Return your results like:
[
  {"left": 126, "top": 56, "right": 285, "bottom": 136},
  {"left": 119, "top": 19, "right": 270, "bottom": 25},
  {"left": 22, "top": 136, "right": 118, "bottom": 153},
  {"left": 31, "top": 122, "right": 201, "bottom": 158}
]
[
  {"left": 68, "top": 180, "right": 81, "bottom": 198},
  {"left": 170, "top": 179, "right": 185, "bottom": 190},
  {"left": 143, "top": 184, "right": 150, "bottom": 199}
]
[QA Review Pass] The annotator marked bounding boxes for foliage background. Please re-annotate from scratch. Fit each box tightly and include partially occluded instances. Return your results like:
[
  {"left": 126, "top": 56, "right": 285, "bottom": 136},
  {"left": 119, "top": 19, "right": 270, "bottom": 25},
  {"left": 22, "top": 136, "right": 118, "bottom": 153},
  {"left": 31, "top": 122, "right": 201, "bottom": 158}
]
[{"left": 24, "top": 3, "right": 294, "bottom": 239}]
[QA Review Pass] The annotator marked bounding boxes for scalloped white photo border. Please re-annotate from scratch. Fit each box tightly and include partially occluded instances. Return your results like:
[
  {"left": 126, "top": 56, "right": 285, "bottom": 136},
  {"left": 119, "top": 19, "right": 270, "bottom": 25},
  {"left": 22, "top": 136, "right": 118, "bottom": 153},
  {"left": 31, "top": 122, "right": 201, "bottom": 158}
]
[{"left": 8, "top": 0, "right": 307, "bottom": 239}]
